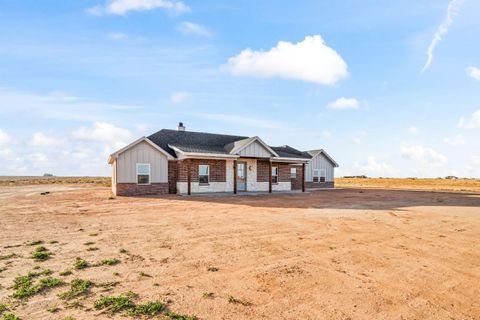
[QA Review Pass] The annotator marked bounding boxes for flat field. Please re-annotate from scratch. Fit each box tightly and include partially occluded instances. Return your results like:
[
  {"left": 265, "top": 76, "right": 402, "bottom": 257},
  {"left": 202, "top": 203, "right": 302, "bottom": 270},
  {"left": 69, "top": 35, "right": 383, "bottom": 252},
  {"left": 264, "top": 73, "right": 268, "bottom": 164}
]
[{"left": 0, "top": 179, "right": 479, "bottom": 319}]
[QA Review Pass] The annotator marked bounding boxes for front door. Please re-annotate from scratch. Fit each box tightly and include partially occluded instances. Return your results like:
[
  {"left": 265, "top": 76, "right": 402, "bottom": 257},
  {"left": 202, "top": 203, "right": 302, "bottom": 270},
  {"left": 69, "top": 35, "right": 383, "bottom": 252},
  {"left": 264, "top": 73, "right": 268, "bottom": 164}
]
[{"left": 236, "top": 162, "right": 247, "bottom": 191}]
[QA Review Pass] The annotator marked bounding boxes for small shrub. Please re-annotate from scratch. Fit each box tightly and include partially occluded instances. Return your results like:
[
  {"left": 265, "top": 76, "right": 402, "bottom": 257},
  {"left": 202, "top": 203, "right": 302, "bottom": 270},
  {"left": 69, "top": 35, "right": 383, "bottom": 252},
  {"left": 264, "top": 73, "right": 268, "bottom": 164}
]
[
  {"left": 3, "top": 313, "right": 21, "bottom": 320},
  {"left": 119, "top": 248, "right": 128, "bottom": 254},
  {"left": 165, "top": 311, "right": 198, "bottom": 320},
  {"left": 35, "top": 246, "right": 47, "bottom": 252},
  {"left": 88, "top": 233, "right": 98, "bottom": 237},
  {"left": 59, "top": 270, "right": 72, "bottom": 276},
  {"left": 128, "top": 301, "right": 166, "bottom": 316},
  {"left": 202, "top": 292, "right": 214, "bottom": 299},
  {"left": 83, "top": 242, "right": 95, "bottom": 246},
  {"left": 86, "top": 247, "right": 99, "bottom": 251},
  {"left": 47, "top": 306, "right": 60, "bottom": 313},
  {"left": 113, "top": 272, "right": 121, "bottom": 277},
  {"left": 138, "top": 271, "right": 152, "bottom": 277},
  {"left": 227, "top": 295, "right": 251, "bottom": 306},
  {"left": 31, "top": 246, "right": 51, "bottom": 261},
  {"left": 49, "top": 240, "right": 59, "bottom": 244},
  {"left": 0, "top": 304, "right": 10, "bottom": 313},
  {"left": 73, "top": 258, "right": 88, "bottom": 270},
  {"left": 100, "top": 258, "right": 120, "bottom": 266},
  {"left": 93, "top": 292, "right": 136, "bottom": 314},
  {"left": 59, "top": 279, "right": 94, "bottom": 300},
  {"left": 26, "top": 240, "right": 43, "bottom": 246},
  {"left": 207, "top": 266, "right": 219, "bottom": 272}
]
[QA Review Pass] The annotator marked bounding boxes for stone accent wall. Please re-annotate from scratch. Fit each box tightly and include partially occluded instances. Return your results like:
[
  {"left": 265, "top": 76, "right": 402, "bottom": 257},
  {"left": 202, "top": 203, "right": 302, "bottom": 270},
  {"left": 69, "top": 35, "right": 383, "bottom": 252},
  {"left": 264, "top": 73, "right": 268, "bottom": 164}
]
[
  {"left": 116, "top": 183, "right": 169, "bottom": 196},
  {"left": 168, "top": 160, "right": 178, "bottom": 194},
  {"left": 177, "top": 159, "right": 226, "bottom": 183},
  {"left": 306, "top": 181, "right": 335, "bottom": 189},
  {"left": 290, "top": 164, "right": 303, "bottom": 190}
]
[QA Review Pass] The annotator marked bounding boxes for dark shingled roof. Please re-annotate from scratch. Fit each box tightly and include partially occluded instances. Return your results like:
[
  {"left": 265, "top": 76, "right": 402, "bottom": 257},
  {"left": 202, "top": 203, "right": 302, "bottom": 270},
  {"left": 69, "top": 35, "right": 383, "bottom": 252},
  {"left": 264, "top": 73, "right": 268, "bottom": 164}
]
[
  {"left": 147, "top": 129, "right": 248, "bottom": 158},
  {"left": 270, "top": 145, "right": 312, "bottom": 159}
]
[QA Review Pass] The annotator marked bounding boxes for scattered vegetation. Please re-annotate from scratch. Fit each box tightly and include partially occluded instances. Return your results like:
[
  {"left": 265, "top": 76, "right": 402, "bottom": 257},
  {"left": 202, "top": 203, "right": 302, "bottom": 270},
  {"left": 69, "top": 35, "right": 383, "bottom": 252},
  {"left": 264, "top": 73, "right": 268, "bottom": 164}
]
[
  {"left": 49, "top": 240, "right": 59, "bottom": 244},
  {"left": 0, "top": 253, "right": 16, "bottom": 261},
  {"left": 138, "top": 271, "right": 152, "bottom": 278},
  {"left": 228, "top": 295, "right": 251, "bottom": 306},
  {"left": 3, "top": 313, "right": 21, "bottom": 320},
  {"left": 93, "top": 292, "right": 137, "bottom": 314},
  {"left": 83, "top": 242, "right": 95, "bottom": 246},
  {"left": 100, "top": 258, "right": 120, "bottom": 266},
  {"left": 164, "top": 311, "right": 198, "bottom": 320},
  {"left": 119, "top": 248, "right": 128, "bottom": 254},
  {"left": 88, "top": 233, "right": 98, "bottom": 237},
  {"left": 128, "top": 301, "right": 166, "bottom": 317},
  {"left": 12, "top": 271, "right": 63, "bottom": 299},
  {"left": 0, "top": 304, "right": 10, "bottom": 313},
  {"left": 202, "top": 292, "right": 214, "bottom": 299},
  {"left": 96, "top": 281, "right": 119, "bottom": 292},
  {"left": 26, "top": 240, "right": 43, "bottom": 246},
  {"left": 31, "top": 246, "right": 51, "bottom": 261},
  {"left": 59, "top": 279, "right": 94, "bottom": 300},
  {"left": 86, "top": 247, "right": 99, "bottom": 251},
  {"left": 59, "top": 270, "right": 72, "bottom": 276},
  {"left": 73, "top": 258, "right": 88, "bottom": 270},
  {"left": 207, "top": 266, "right": 219, "bottom": 272},
  {"left": 47, "top": 306, "right": 60, "bottom": 313}
]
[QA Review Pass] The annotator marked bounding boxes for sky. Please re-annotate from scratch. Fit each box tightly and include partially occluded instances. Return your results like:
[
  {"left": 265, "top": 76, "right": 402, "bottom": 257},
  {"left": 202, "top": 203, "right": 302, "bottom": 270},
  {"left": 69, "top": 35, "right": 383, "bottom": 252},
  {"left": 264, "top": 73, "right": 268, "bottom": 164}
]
[{"left": 0, "top": 0, "right": 479, "bottom": 178}]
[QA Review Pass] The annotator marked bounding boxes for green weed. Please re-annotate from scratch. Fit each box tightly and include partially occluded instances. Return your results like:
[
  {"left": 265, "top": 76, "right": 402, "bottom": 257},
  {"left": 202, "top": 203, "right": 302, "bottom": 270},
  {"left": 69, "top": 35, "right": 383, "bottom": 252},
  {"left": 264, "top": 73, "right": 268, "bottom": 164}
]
[
  {"left": 128, "top": 301, "right": 166, "bottom": 316},
  {"left": 73, "top": 258, "right": 88, "bottom": 270},
  {"left": 59, "top": 279, "right": 94, "bottom": 300},
  {"left": 93, "top": 292, "right": 137, "bottom": 314},
  {"left": 100, "top": 258, "right": 120, "bottom": 266}
]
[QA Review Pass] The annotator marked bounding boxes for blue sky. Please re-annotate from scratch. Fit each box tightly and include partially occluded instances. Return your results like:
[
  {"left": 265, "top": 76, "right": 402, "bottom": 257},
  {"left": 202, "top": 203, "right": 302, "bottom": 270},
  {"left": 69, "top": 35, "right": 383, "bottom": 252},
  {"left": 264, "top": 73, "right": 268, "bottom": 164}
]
[{"left": 0, "top": 0, "right": 479, "bottom": 177}]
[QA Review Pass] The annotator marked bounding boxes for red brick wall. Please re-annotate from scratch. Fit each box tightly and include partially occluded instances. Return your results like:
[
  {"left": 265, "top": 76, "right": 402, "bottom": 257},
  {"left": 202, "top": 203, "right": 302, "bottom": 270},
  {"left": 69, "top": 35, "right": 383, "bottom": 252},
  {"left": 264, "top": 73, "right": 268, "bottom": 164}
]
[
  {"left": 116, "top": 183, "right": 169, "bottom": 196},
  {"left": 306, "top": 181, "right": 334, "bottom": 189},
  {"left": 258, "top": 161, "right": 299, "bottom": 184},
  {"left": 277, "top": 163, "right": 291, "bottom": 182},
  {"left": 257, "top": 160, "right": 270, "bottom": 182},
  {"left": 290, "top": 165, "right": 303, "bottom": 190},
  {"left": 168, "top": 160, "right": 178, "bottom": 194},
  {"left": 177, "top": 159, "right": 226, "bottom": 183}
]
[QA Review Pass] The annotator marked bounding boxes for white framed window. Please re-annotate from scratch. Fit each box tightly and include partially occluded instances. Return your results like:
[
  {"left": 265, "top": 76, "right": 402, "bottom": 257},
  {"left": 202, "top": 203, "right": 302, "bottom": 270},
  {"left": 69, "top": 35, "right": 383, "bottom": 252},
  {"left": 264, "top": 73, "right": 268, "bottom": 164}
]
[
  {"left": 136, "top": 163, "right": 150, "bottom": 185},
  {"left": 198, "top": 165, "right": 210, "bottom": 184},
  {"left": 290, "top": 167, "right": 297, "bottom": 178},
  {"left": 272, "top": 167, "right": 278, "bottom": 183},
  {"left": 320, "top": 169, "right": 326, "bottom": 182}
]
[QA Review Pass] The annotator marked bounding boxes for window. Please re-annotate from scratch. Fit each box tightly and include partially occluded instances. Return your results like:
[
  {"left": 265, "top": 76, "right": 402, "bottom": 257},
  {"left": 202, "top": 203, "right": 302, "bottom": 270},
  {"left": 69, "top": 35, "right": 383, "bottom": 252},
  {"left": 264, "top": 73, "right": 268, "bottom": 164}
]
[
  {"left": 136, "top": 163, "right": 150, "bottom": 185},
  {"left": 290, "top": 167, "right": 297, "bottom": 178},
  {"left": 272, "top": 167, "right": 278, "bottom": 183},
  {"left": 313, "top": 169, "right": 326, "bottom": 183},
  {"left": 198, "top": 165, "right": 209, "bottom": 184}
]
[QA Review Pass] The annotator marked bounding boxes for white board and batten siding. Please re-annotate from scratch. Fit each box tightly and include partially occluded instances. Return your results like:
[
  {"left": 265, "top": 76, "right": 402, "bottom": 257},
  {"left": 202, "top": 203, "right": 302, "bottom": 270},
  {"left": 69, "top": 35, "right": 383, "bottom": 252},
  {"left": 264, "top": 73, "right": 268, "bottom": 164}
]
[
  {"left": 238, "top": 141, "right": 272, "bottom": 158},
  {"left": 116, "top": 141, "right": 169, "bottom": 183},
  {"left": 305, "top": 152, "right": 335, "bottom": 182}
]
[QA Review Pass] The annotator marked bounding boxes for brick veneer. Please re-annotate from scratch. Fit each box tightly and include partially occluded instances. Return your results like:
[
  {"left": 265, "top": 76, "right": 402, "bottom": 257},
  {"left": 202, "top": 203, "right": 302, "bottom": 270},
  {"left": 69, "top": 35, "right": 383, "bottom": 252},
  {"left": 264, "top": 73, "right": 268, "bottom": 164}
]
[
  {"left": 305, "top": 181, "right": 334, "bottom": 189},
  {"left": 177, "top": 159, "right": 226, "bottom": 183},
  {"left": 258, "top": 161, "right": 300, "bottom": 185},
  {"left": 116, "top": 183, "right": 169, "bottom": 196},
  {"left": 168, "top": 160, "right": 178, "bottom": 194},
  {"left": 257, "top": 160, "right": 270, "bottom": 182},
  {"left": 290, "top": 165, "right": 304, "bottom": 190}
]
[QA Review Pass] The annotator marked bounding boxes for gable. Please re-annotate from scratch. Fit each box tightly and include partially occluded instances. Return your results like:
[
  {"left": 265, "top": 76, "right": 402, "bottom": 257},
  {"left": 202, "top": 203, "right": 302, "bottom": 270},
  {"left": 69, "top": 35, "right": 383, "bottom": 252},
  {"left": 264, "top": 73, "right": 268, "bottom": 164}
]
[{"left": 238, "top": 140, "right": 274, "bottom": 158}]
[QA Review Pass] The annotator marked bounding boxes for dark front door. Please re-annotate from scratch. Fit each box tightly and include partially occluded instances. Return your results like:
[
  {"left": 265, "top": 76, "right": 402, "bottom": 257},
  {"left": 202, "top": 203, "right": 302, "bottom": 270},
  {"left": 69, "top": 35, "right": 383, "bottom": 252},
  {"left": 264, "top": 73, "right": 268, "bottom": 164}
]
[{"left": 236, "top": 162, "right": 247, "bottom": 191}]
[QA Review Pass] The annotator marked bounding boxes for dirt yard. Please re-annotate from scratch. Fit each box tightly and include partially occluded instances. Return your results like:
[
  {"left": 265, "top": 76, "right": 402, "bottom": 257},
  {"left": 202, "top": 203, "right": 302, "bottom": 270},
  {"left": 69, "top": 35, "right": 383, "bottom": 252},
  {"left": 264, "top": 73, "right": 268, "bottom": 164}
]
[{"left": 0, "top": 184, "right": 479, "bottom": 320}]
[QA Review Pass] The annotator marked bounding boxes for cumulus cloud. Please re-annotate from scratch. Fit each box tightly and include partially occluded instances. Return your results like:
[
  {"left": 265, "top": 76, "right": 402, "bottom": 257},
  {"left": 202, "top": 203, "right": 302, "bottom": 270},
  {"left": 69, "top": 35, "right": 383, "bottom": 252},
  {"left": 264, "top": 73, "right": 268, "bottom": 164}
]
[
  {"left": 30, "top": 132, "right": 63, "bottom": 147},
  {"left": 422, "top": 0, "right": 464, "bottom": 72},
  {"left": 354, "top": 156, "right": 397, "bottom": 176},
  {"left": 170, "top": 91, "right": 189, "bottom": 104},
  {"left": 443, "top": 134, "right": 466, "bottom": 146},
  {"left": 0, "top": 129, "right": 11, "bottom": 146},
  {"left": 327, "top": 97, "right": 359, "bottom": 110},
  {"left": 225, "top": 35, "right": 348, "bottom": 85},
  {"left": 466, "top": 66, "right": 480, "bottom": 80},
  {"left": 459, "top": 110, "right": 480, "bottom": 129},
  {"left": 72, "top": 122, "right": 133, "bottom": 148},
  {"left": 87, "top": 0, "right": 191, "bottom": 16},
  {"left": 177, "top": 22, "right": 212, "bottom": 37},
  {"left": 401, "top": 144, "right": 447, "bottom": 165}
]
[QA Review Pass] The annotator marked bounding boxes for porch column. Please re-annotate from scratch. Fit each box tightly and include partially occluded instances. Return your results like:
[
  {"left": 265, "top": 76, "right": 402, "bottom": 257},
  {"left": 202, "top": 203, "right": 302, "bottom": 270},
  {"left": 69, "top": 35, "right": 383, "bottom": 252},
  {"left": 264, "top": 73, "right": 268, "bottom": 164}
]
[
  {"left": 187, "top": 162, "right": 191, "bottom": 195},
  {"left": 233, "top": 160, "right": 237, "bottom": 194},
  {"left": 268, "top": 161, "right": 272, "bottom": 193},
  {"left": 302, "top": 163, "right": 306, "bottom": 192}
]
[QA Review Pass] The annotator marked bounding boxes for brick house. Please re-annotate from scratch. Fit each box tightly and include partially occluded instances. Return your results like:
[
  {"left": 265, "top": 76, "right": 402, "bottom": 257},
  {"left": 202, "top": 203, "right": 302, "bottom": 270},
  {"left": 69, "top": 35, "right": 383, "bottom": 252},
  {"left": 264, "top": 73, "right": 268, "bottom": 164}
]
[{"left": 108, "top": 123, "right": 338, "bottom": 196}]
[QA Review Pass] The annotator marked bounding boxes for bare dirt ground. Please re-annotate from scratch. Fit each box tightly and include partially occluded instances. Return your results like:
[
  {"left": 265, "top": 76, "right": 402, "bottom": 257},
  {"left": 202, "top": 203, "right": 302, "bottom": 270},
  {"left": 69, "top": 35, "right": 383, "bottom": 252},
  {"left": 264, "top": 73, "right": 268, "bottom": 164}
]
[{"left": 1, "top": 183, "right": 479, "bottom": 319}]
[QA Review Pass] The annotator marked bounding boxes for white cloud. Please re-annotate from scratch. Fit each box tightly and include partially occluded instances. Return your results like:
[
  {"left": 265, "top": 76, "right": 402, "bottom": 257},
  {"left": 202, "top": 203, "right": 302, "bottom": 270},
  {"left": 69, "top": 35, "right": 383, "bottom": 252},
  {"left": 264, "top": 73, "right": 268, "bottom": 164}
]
[
  {"left": 408, "top": 126, "right": 419, "bottom": 134},
  {"left": 177, "top": 22, "right": 212, "bottom": 37},
  {"left": 327, "top": 97, "right": 359, "bottom": 110},
  {"left": 225, "top": 35, "right": 348, "bottom": 85},
  {"left": 354, "top": 156, "right": 397, "bottom": 177},
  {"left": 30, "top": 132, "right": 63, "bottom": 147},
  {"left": 422, "top": 0, "right": 464, "bottom": 72},
  {"left": 87, "top": 0, "right": 191, "bottom": 16},
  {"left": 107, "top": 32, "right": 127, "bottom": 40},
  {"left": 401, "top": 144, "right": 447, "bottom": 165},
  {"left": 190, "top": 112, "right": 284, "bottom": 130},
  {"left": 72, "top": 122, "right": 133, "bottom": 148},
  {"left": 443, "top": 134, "right": 466, "bottom": 146},
  {"left": 0, "top": 129, "right": 11, "bottom": 146},
  {"left": 45, "top": 91, "right": 79, "bottom": 102},
  {"left": 459, "top": 110, "right": 480, "bottom": 129},
  {"left": 466, "top": 66, "right": 480, "bottom": 80},
  {"left": 170, "top": 91, "right": 189, "bottom": 104}
]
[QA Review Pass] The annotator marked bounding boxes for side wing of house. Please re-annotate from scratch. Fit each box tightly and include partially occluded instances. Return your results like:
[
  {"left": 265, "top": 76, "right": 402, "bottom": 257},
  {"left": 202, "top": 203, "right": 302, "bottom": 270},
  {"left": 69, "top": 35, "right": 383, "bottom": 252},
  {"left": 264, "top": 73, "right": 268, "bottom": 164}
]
[
  {"left": 111, "top": 139, "right": 172, "bottom": 196},
  {"left": 305, "top": 151, "right": 337, "bottom": 188}
]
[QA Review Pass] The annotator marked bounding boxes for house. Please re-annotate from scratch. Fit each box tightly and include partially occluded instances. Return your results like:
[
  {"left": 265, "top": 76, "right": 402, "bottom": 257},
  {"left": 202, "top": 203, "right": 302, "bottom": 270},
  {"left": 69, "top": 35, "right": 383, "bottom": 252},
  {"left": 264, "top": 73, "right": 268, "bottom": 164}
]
[{"left": 108, "top": 123, "right": 339, "bottom": 196}]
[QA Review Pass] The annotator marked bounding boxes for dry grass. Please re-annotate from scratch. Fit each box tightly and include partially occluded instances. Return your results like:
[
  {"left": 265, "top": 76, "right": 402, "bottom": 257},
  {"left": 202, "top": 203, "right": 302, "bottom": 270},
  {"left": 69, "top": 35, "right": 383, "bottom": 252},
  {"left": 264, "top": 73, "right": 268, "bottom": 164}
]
[
  {"left": 336, "top": 177, "right": 480, "bottom": 193},
  {"left": 0, "top": 176, "right": 110, "bottom": 187}
]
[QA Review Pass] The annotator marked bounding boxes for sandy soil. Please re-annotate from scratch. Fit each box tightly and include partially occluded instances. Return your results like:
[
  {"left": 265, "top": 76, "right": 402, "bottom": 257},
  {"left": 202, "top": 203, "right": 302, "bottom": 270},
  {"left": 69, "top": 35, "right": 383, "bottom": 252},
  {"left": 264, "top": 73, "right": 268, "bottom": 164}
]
[{"left": 0, "top": 185, "right": 479, "bottom": 320}]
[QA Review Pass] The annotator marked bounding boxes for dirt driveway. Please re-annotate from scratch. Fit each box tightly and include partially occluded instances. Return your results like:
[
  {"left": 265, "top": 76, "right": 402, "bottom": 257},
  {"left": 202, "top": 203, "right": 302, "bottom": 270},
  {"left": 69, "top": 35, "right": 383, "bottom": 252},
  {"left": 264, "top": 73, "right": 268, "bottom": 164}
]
[{"left": 1, "top": 185, "right": 479, "bottom": 319}]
